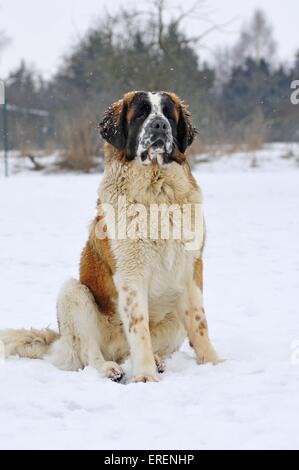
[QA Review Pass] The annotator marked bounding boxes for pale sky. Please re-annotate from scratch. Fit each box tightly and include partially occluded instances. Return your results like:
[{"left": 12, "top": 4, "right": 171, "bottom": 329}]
[{"left": 0, "top": 0, "right": 298, "bottom": 78}]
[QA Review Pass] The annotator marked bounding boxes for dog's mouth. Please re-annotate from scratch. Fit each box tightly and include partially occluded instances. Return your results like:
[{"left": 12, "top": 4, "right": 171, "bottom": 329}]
[
  {"left": 140, "top": 138, "right": 171, "bottom": 165},
  {"left": 151, "top": 139, "right": 165, "bottom": 150}
]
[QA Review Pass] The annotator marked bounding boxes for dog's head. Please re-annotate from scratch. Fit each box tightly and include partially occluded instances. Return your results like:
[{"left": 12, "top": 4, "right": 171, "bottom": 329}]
[{"left": 99, "top": 91, "right": 196, "bottom": 166}]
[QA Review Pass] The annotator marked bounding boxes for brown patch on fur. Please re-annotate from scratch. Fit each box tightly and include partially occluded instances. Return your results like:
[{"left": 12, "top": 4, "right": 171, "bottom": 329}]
[
  {"left": 194, "top": 258, "right": 203, "bottom": 291},
  {"left": 199, "top": 319, "right": 208, "bottom": 331},
  {"left": 125, "top": 91, "right": 143, "bottom": 124},
  {"left": 80, "top": 218, "right": 117, "bottom": 316},
  {"left": 127, "top": 105, "right": 136, "bottom": 124},
  {"left": 173, "top": 107, "right": 180, "bottom": 123},
  {"left": 165, "top": 92, "right": 183, "bottom": 109},
  {"left": 173, "top": 148, "right": 187, "bottom": 164},
  {"left": 165, "top": 92, "right": 196, "bottom": 145},
  {"left": 124, "top": 91, "right": 138, "bottom": 106},
  {"left": 124, "top": 290, "right": 138, "bottom": 311},
  {"left": 129, "top": 315, "right": 144, "bottom": 333}
]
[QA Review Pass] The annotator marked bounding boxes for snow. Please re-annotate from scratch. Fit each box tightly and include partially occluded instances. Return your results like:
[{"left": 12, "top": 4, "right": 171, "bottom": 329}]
[
  {"left": 194, "top": 142, "right": 299, "bottom": 173},
  {"left": 0, "top": 146, "right": 299, "bottom": 450}
]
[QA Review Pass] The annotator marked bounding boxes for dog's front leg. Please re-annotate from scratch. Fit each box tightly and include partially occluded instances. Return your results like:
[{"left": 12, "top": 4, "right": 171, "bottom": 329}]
[
  {"left": 115, "top": 276, "right": 158, "bottom": 383},
  {"left": 180, "top": 280, "right": 222, "bottom": 365}
]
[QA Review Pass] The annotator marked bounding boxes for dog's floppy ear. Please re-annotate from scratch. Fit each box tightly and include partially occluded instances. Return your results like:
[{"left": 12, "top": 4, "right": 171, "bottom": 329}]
[
  {"left": 99, "top": 99, "right": 127, "bottom": 150},
  {"left": 177, "top": 102, "right": 196, "bottom": 154}
]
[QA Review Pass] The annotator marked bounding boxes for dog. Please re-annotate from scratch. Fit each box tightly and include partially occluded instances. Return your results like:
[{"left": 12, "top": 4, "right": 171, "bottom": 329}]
[{"left": 0, "top": 91, "right": 221, "bottom": 383}]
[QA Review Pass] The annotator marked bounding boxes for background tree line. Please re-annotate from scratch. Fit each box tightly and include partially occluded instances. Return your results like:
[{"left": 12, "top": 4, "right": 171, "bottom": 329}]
[{"left": 1, "top": 2, "right": 299, "bottom": 170}]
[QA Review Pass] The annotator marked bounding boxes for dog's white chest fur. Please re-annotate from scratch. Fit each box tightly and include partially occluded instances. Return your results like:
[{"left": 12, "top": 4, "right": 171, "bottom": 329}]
[{"left": 147, "top": 240, "right": 195, "bottom": 321}]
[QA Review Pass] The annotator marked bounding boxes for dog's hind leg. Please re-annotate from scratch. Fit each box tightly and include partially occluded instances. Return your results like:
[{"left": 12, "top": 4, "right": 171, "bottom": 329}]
[{"left": 45, "top": 279, "right": 124, "bottom": 382}]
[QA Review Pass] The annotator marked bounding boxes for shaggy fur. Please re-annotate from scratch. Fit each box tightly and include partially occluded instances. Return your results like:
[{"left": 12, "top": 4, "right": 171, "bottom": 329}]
[{"left": 0, "top": 91, "right": 221, "bottom": 383}]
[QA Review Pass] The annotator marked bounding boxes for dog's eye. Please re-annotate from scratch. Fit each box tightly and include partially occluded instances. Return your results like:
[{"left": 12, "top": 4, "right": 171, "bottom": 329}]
[
  {"left": 135, "top": 103, "right": 151, "bottom": 119},
  {"left": 163, "top": 106, "right": 174, "bottom": 121}
]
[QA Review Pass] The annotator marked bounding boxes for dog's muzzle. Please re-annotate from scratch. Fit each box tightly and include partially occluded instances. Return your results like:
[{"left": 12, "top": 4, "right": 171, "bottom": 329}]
[{"left": 138, "top": 116, "right": 173, "bottom": 165}]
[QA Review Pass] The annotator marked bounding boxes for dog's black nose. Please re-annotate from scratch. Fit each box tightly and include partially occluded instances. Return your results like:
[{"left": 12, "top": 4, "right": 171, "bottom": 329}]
[{"left": 150, "top": 117, "right": 168, "bottom": 132}]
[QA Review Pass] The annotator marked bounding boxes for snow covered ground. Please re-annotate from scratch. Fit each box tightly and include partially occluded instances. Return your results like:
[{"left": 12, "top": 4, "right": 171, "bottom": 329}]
[
  {"left": 2, "top": 142, "right": 299, "bottom": 176},
  {"left": 0, "top": 146, "right": 299, "bottom": 450}
]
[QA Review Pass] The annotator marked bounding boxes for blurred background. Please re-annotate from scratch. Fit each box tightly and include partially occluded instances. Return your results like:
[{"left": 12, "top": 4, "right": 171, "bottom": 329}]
[{"left": 0, "top": 0, "right": 299, "bottom": 173}]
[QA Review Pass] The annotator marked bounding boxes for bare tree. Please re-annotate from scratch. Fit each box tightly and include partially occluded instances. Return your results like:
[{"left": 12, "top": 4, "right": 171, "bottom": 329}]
[{"left": 233, "top": 9, "right": 277, "bottom": 65}]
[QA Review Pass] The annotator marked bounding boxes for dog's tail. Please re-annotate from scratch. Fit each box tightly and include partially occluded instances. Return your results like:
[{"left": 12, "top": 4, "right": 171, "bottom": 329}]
[{"left": 0, "top": 328, "right": 59, "bottom": 359}]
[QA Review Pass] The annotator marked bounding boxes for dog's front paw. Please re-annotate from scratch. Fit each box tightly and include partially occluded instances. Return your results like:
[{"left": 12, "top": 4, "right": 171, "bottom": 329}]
[
  {"left": 131, "top": 374, "right": 159, "bottom": 383},
  {"left": 102, "top": 361, "right": 125, "bottom": 382},
  {"left": 155, "top": 355, "right": 166, "bottom": 374},
  {"left": 197, "top": 347, "right": 224, "bottom": 366}
]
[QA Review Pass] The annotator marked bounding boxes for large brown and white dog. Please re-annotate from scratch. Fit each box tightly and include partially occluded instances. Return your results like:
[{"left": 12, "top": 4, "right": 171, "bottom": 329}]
[{"left": 0, "top": 91, "right": 221, "bottom": 383}]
